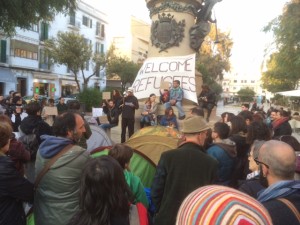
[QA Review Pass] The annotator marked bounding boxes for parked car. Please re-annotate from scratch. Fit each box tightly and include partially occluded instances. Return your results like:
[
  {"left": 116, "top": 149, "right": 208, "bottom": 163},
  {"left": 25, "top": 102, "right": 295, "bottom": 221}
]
[
  {"left": 22, "top": 95, "right": 49, "bottom": 104},
  {"left": 54, "top": 95, "right": 78, "bottom": 105}
]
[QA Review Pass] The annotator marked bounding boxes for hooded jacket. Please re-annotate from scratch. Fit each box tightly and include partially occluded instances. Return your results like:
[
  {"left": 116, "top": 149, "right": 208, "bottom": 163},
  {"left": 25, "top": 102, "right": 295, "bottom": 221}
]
[
  {"left": 207, "top": 139, "right": 237, "bottom": 184},
  {"left": 34, "top": 135, "right": 89, "bottom": 225},
  {"left": 19, "top": 115, "right": 52, "bottom": 144}
]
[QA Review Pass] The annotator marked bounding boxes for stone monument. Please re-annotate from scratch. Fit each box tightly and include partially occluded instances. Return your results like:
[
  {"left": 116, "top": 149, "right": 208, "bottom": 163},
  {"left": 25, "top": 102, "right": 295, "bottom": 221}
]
[
  {"left": 144, "top": 0, "right": 221, "bottom": 120},
  {"left": 145, "top": 0, "right": 221, "bottom": 99}
]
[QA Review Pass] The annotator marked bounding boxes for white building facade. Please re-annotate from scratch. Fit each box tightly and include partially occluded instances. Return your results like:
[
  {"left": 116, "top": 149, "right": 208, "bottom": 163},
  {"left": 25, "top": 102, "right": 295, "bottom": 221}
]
[
  {"left": 0, "top": 0, "right": 108, "bottom": 97},
  {"left": 222, "top": 72, "right": 269, "bottom": 102}
]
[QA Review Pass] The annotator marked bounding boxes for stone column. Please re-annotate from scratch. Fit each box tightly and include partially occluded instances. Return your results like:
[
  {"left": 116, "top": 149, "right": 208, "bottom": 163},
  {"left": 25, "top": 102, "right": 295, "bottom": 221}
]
[{"left": 145, "top": 0, "right": 204, "bottom": 98}]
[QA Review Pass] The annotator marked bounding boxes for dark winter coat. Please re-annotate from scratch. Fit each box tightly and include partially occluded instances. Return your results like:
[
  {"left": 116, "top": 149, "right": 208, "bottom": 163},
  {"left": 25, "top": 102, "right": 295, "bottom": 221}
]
[
  {"left": 56, "top": 102, "right": 68, "bottom": 115},
  {"left": 229, "top": 133, "right": 250, "bottom": 185},
  {"left": 103, "top": 105, "right": 119, "bottom": 125},
  {"left": 273, "top": 120, "right": 292, "bottom": 138},
  {"left": 0, "top": 154, "right": 34, "bottom": 225},
  {"left": 121, "top": 95, "right": 139, "bottom": 119},
  {"left": 151, "top": 142, "right": 218, "bottom": 225},
  {"left": 238, "top": 176, "right": 265, "bottom": 199},
  {"left": 19, "top": 115, "right": 53, "bottom": 144},
  {"left": 263, "top": 193, "right": 300, "bottom": 225}
]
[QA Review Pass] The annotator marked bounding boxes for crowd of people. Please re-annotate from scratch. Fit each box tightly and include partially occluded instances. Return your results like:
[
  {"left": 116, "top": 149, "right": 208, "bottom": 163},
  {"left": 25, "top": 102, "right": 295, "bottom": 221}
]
[{"left": 1, "top": 86, "right": 300, "bottom": 225}]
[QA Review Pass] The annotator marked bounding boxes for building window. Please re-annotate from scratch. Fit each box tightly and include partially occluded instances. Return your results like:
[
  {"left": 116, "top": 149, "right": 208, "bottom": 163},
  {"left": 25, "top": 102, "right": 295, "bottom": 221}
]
[
  {"left": 40, "top": 22, "right": 49, "bottom": 41},
  {"left": 14, "top": 48, "right": 38, "bottom": 60},
  {"left": 69, "top": 12, "right": 76, "bottom": 26},
  {"left": 251, "top": 80, "right": 255, "bottom": 83},
  {"left": 29, "top": 24, "right": 38, "bottom": 32},
  {"left": 39, "top": 49, "right": 49, "bottom": 69},
  {"left": 96, "top": 22, "right": 105, "bottom": 38},
  {"left": 95, "top": 42, "right": 100, "bottom": 53},
  {"left": 234, "top": 80, "right": 237, "bottom": 83},
  {"left": 83, "top": 16, "right": 92, "bottom": 28},
  {"left": 26, "top": 51, "right": 32, "bottom": 59},
  {"left": 95, "top": 42, "right": 104, "bottom": 54},
  {"left": 0, "top": 40, "right": 6, "bottom": 63}
]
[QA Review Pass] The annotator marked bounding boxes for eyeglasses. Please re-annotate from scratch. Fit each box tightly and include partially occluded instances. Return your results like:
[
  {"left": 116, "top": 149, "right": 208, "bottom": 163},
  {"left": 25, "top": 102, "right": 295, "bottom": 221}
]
[{"left": 254, "top": 158, "right": 269, "bottom": 168}]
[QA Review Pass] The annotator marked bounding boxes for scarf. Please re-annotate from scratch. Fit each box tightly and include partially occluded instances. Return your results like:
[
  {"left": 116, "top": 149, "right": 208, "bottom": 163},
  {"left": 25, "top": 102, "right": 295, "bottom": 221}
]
[
  {"left": 246, "top": 170, "right": 260, "bottom": 180},
  {"left": 272, "top": 117, "right": 289, "bottom": 130},
  {"left": 257, "top": 180, "right": 300, "bottom": 202}
]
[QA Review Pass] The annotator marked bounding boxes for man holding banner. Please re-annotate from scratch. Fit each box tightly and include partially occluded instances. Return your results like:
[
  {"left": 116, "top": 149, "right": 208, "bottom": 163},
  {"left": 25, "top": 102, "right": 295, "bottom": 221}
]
[{"left": 164, "top": 80, "right": 186, "bottom": 120}]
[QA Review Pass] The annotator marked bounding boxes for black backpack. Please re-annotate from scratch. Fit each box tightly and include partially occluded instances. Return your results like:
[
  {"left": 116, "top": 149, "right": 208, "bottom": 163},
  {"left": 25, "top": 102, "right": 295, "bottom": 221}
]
[{"left": 19, "top": 127, "right": 39, "bottom": 160}]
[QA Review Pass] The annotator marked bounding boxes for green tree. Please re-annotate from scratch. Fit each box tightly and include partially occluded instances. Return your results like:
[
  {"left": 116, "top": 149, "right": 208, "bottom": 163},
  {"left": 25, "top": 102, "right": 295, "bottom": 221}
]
[
  {"left": 198, "top": 24, "right": 233, "bottom": 80},
  {"left": 237, "top": 88, "right": 256, "bottom": 102},
  {"left": 262, "top": 0, "right": 300, "bottom": 92},
  {"left": 78, "top": 88, "right": 102, "bottom": 112},
  {"left": 196, "top": 24, "right": 233, "bottom": 96},
  {"left": 0, "top": 0, "right": 76, "bottom": 36},
  {"left": 106, "top": 45, "right": 140, "bottom": 92},
  {"left": 45, "top": 31, "right": 105, "bottom": 92}
]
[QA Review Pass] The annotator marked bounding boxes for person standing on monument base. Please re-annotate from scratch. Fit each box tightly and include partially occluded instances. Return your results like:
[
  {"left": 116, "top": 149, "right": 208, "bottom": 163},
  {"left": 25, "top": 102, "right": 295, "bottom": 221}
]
[
  {"left": 198, "top": 84, "right": 216, "bottom": 122},
  {"left": 164, "top": 80, "right": 186, "bottom": 120},
  {"left": 151, "top": 116, "right": 218, "bottom": 225},
  {"left": 120, "top": 87, "right": 139, "bottom": 143}
]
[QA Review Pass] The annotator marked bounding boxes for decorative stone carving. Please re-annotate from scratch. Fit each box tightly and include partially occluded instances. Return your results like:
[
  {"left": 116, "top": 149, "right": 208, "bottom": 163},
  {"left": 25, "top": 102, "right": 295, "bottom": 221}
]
[
  {"left": 151, "top": 13, "right": 185, "bottom": 52},
  {"left": 189, "top": 0, "right": 222, "bottom": 52},
  {"left": 189, "top": 21, "right": 210, "bottom": 52},
  {"left": 149, "top": 2, "right": 198, "bottom": 17}
]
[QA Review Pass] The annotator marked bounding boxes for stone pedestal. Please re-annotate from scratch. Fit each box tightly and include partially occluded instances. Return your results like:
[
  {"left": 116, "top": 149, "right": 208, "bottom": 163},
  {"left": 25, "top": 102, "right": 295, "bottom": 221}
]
[{"left": 144, "top": 0, "right": 205, "bottom": 99}]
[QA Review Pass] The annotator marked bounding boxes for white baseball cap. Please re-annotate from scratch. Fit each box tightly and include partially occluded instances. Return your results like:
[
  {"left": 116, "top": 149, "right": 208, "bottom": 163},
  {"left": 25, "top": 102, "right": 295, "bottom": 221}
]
[{"left": 127, "top": 87, "right": 134, "bottom": 92}]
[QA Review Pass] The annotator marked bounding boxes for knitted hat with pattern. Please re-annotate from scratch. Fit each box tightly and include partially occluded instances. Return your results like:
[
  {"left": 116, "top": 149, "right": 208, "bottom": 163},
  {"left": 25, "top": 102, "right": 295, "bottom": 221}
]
[{"left": 176, "top": 185, "right": 273, "bottom": 225}]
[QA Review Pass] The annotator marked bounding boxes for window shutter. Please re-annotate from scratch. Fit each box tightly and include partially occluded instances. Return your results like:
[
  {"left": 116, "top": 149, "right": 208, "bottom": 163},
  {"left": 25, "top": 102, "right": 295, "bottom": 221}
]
[
  {"left": 101, "top": 24, "right": 105, "bottom": 38},
  {"left": 0, "top": 40, "right": 6, "bottom": 63},
  {"left": 101, "top": 44, "right": 104, "bottom": 54}
]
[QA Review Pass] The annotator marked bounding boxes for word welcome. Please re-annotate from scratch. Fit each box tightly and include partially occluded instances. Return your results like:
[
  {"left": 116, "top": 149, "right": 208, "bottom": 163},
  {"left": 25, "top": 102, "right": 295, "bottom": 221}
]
[
  {"left": 138, "top": 57, "right": 193, "bottom": 75},
  {"left": 132, "top": 54, "right": 197, "bottom": 103}
]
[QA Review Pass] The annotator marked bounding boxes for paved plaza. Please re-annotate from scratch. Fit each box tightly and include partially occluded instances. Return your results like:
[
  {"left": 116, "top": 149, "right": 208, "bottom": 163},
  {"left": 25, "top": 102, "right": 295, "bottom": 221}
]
[{"left": 91, "top": 100, "right": 300, "bottom": 144}]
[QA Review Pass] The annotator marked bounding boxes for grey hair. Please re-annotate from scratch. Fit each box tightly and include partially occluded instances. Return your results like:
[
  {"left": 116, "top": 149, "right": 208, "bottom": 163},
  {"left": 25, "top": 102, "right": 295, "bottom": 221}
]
[
  {"left": 251, "top": 140, "right": 266, "bottom": 159},
  {"left": 260, "top": 141, "right": 296, "bottom": 179}
]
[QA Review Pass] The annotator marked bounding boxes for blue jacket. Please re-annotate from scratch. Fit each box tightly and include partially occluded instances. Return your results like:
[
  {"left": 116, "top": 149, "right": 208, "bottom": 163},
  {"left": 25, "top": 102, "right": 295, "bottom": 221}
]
[
  {"left": 207, "top": 139, "right": 237, "bottom": 184},
  {"left": 159, "top": 115, "right": 178, "bottom": 129},
  {"left": 169, "top": 87, "right": 183, "bottom": 102}
]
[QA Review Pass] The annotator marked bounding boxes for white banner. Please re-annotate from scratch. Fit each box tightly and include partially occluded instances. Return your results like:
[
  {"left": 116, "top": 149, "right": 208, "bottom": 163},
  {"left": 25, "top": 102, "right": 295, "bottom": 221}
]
[{"left": 132, "top": 54, "right": 197, "bottom": 103}]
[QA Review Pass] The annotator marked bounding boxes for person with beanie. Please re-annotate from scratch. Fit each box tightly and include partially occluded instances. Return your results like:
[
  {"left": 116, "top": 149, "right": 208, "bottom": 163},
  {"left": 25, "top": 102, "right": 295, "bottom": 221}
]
[{"left": 176, "top": 185, "right": 273, "bottom": 225}]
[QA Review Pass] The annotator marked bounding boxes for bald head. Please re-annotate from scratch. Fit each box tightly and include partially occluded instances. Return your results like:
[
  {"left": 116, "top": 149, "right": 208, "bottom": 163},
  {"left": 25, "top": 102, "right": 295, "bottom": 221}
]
[{"left": 259, "top": 140, "right": 296, "bottom": 180}]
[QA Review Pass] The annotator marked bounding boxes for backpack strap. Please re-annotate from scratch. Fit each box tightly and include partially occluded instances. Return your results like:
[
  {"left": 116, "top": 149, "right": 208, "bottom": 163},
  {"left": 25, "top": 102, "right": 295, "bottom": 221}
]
[
  {"left": 34, "top": 144, "right": 73, "bottom": 190},
  {"left": 129, "top": 204, "right": 140, "bottom": 225},
  {"left": 278, "top": 198, "right": 300, "bottom": 222}
]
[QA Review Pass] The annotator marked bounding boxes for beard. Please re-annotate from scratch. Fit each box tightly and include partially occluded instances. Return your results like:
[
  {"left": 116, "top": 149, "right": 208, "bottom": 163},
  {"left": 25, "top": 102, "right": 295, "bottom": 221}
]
[
  {"left": 71, "top": 131, "right": 82, "bottom": 143},
  {"left": 259, "top": 165, "right": 269, "bottom": 188}
]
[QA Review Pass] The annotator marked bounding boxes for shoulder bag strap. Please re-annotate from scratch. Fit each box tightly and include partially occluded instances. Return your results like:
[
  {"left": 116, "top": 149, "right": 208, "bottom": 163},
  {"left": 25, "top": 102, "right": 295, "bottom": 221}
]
[
  {"left": 34, "top": 144, "right": 73, "bottom": 190},
  {"left": 278, "top": 198, "right": 300, "bottom": 222},
  {"left": 129, "top": 204, "right": 140, "bottom": 225}
]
